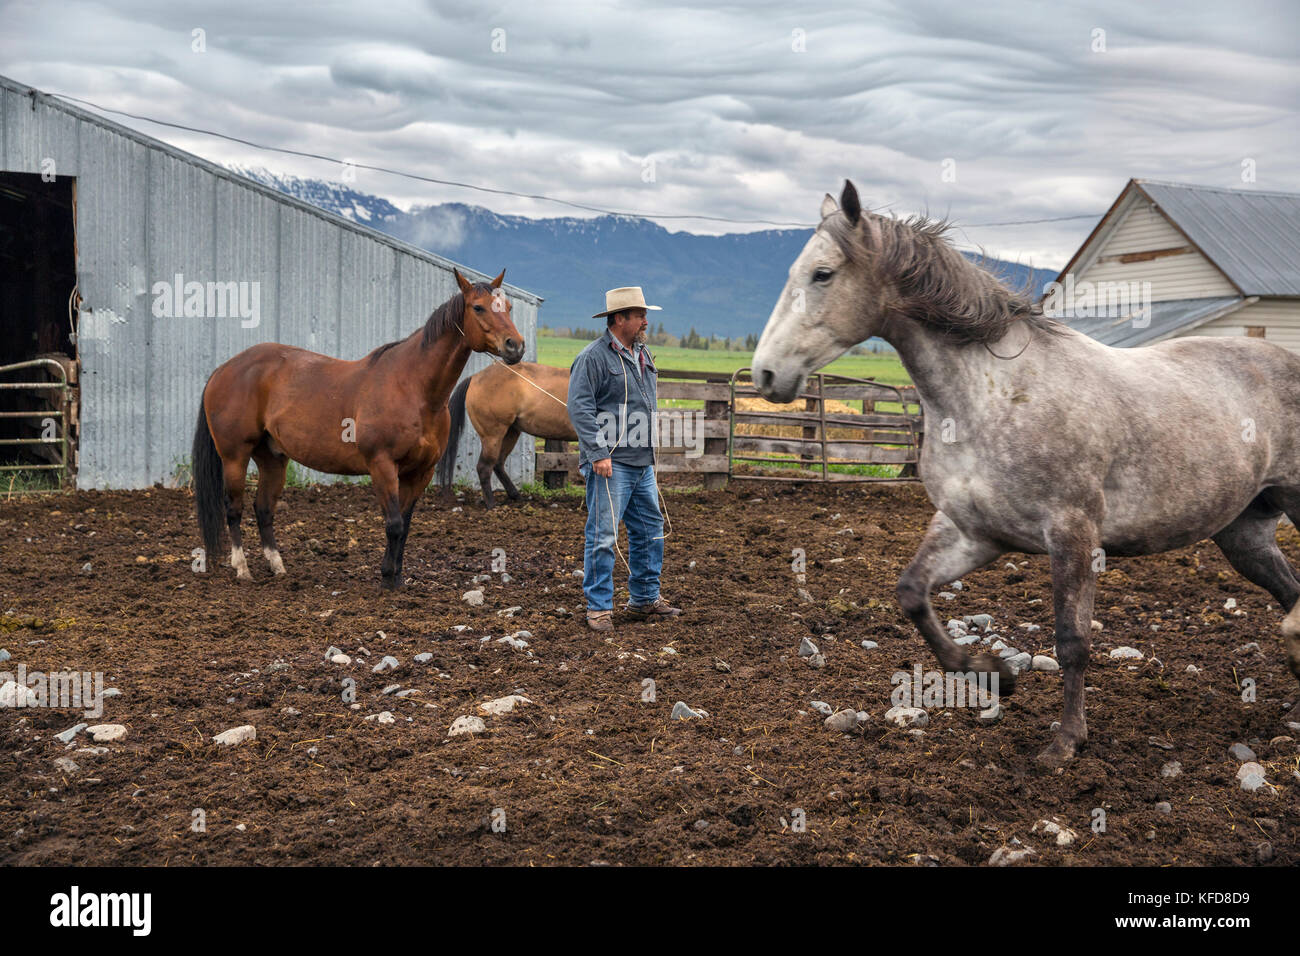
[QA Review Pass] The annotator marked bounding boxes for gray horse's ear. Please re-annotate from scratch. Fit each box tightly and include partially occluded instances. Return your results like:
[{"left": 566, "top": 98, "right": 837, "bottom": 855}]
[
  {"left": 820, "top": 193, "right": 838, "bottom": 219},
  {"left": 841, "top": 180, "right": 861, "bottom": 225}
]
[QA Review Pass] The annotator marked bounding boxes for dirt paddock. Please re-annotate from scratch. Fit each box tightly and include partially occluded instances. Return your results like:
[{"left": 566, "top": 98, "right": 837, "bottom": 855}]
[{"left": 0, "top": 480, "right": 1296, "bottom": 865}]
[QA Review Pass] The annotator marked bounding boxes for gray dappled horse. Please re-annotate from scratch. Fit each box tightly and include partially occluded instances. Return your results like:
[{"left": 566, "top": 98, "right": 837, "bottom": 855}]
[{"left": 752, "top": 180, "right": 1300, "bottom": 766}]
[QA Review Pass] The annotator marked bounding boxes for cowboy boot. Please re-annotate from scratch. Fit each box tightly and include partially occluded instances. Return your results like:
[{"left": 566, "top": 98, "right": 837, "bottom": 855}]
[
  {"left": 624, "top": 596, "right": 681, "bottom": 619},
  {"left": 586, "top": 609, "right": 614, "bottom": 632}
]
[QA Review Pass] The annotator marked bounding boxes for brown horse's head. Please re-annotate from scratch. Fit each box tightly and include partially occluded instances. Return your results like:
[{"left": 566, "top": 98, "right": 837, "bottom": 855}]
[{"left": 454, "top": 268, "right": 525, "bottom": 364}]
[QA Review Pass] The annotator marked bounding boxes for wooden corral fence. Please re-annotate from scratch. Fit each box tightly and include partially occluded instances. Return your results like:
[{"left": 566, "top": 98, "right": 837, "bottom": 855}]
[
  {"left": 537, "top": 367, "right": 924, "bottom": 489},
  {"left": 729, "top": 368, "right": 922, "bottom": 483}
]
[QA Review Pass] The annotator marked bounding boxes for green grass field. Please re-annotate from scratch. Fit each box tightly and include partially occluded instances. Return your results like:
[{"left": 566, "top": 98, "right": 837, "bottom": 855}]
[{"left": 536, "top": 334, "right": 911, "bottom": 385}]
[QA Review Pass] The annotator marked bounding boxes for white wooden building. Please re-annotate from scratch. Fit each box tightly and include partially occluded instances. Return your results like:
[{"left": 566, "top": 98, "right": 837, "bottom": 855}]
[{"left": 1046, "top": 179, "right": 1300, "bottom": 349}]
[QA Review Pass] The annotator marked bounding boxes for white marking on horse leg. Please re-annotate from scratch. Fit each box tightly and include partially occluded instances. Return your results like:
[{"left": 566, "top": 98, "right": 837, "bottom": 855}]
[
  {"left": 231, "top": 545, "right": 252, "bottom": 580},
  {"left": 1282, "top": 599, "right": 1300, "bottom": 677},
  {"left": 263, "top": 546, "right": 286, "bottom": 575}
]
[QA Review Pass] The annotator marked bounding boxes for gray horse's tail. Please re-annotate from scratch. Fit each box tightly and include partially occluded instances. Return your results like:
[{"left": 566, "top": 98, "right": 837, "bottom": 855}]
[
  {"left": 436, "top": 377, "right": 471, "bottom": 493},
  {"left": 192, "top": 388, "right": 226, "bottom": 566}
]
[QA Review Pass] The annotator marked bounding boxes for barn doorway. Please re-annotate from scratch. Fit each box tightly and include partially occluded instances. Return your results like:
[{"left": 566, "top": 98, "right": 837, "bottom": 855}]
[{"left": 0, "top": 171, "right": 79, "bottom": 489}]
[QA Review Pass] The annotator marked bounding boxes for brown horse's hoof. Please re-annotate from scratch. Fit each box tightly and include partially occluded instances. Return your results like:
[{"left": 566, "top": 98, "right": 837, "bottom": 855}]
[
  {"left": 1035, "top": 735, "right": 1081, "bottom": 768},
  {"left": 968, "top": 653, "right": 1017, "bottom": 697}
]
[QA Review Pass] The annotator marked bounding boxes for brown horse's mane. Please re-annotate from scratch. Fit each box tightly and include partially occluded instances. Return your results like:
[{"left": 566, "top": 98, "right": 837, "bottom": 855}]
[
  {"left": 823, "top": 211, "right": 1063, "bottom": 345},
  {"left": 366, "top": 284, "right": 492, "bottom": 364}
]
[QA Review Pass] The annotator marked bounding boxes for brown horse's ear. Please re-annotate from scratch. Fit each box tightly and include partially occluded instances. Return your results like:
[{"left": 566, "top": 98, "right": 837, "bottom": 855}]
[
  {"left": 453, "top": 268, "right": 473, "bottom": 294},
  {"left": 490, "top": 269, "right": 506, "bottom": 289},
  {"left": 841, "top": 180, "right": 861, "bottom": 225}
]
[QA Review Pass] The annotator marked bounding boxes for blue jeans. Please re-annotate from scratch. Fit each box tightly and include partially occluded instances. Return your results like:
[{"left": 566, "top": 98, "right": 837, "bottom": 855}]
[{"left": 581, "top": 461, "right": 664, "bottom": 612}]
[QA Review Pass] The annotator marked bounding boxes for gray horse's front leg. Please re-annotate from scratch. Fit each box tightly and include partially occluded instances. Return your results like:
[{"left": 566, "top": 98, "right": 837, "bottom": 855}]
[
  {"left": 897, "top": 512, "right": 1012, "bottom": 691},
  {"left": 1037, "top": 519, "right": 1100, "bottom": 768}
]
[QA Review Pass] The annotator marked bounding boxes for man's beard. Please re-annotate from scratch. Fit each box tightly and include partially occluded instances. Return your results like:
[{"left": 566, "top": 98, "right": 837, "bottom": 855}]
[{"left": 634, "top": 328, "right": 648, "bottom": 344}]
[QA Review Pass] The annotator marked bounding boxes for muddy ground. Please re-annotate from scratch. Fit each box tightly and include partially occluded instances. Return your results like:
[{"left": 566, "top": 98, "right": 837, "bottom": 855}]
[{"left": 0, "top": 480, "right": 1296, "bottom": 865}]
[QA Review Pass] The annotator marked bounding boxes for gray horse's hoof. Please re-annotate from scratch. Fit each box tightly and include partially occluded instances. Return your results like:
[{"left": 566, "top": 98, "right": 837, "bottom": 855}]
[
  {"left": 1036, "top": 735, "right": 1080, "bottom": 768},
  {"left": 969, "top": 653, "right": 1017, "bottom": 697}
]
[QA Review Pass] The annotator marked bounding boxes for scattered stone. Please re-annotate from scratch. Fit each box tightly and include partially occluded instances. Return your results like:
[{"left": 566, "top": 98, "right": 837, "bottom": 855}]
[
  {"left": 414, "top": 652, "right": 433, "bottom": 663},
  {"left": 670, "top": 701, "right": 707, "bottom": 720},
  {"left": 967, "top": 613, "right": 994, "bottom": 630},
  {"left": 937, "top": 591, "right": 956, "bottom": 601},
  {"left": 280, "top": 707, "right": 300, "bottom": 716},
  {"left": 1228, "top": 742, "right": 1257, "bottom": 762},
  {"left": 810, "top": 701, "right": 833, "bottom": 717},
  {"left": 1160, "top": 760, "right": 1182, "bottom": 778},
  {"left": 1006, "top": 652, "right": 1032, "bottom": 674},
  {"left": 479, "top": 695, "right": 533, "bottom": 716},
  {"left": 1090, "top": 620, "right": 1103, "bottom": 632},
  {"left": 0, "top": 680, "right": 37, "bottom": 708},
  {"left": 448, "top": 715, "right": 487, "bottom": 737},
  {"left": 54, "top": 756, "right": 80, "bottom": 774},
  {"left": 1223, "top": 598, "right": 1237, "bottom": 610},
  {"left": 462, "top": 589, "right": 485, "bottom": 606},
  {"left": 1185, "top": 664, "right": 1201, "bottom": 674},
  {"left": 1148, "top": 736, "right": 1175, "bottom": 751},
  {"left": 946, "top": 619, "right": 967, "bottom": 634},
  {"left": 372, "top": 655, "right": 399, "bottom": 673},
  {"left": 806, "top": 653, "right": 826, "bottom": 669},
  {"left": 824, "top": 709, "right": 864, "bottom": 733},
  {"left": 1032, "top": 818, "right": 1077, "bottom": 846},
  {"left": 365, "top": 711, "right": 396, "bottom": 724},
  {"left": 497, "top": 606, "right": 523, "bottom": 618},
  {"left": 1032, "top": 655, "right": 1059, "bottom": 672},
  {"left": 989, "top": 844, "right": 1036, "bottom": 866},
  {"left": 1236, "top": 762, "right": 1269, "bottom": 792},
  {"left": 1235, "top": 642, "right": 1260, "bottom": 655},
  {"left": 496, "top": 634, "right": 529, "bottom": 651},
  {"left": 500, "top": 572, "right": 513, "bottom": 584},
  {"left": 1109, "top": 646, "right": 1143, "bottom": 660},
  {"left": 55, "top": 723, "right": 87, "bottom": 744},
  {"left": 381, "top": 684, "right": 401, "bottom": 695},
  {"left": 860, "top": 640, "right": 878, "bottom": 650},
  {"left": 330, "top": 653, "right": 352, "bottom": 665},
  {"left": 1155, "top": 802, "right": 1172, "bottom": 815},
  {"left": 796, "top": 588, "right": 815, "bottom": 603},
  {"left": 0, "top": 649, "right": 10, "bottom": 662},
  {"left": 212, "top": 725, "right": 255, "bottom": 746},
  {"left": 883, "top": 705, "right": 928, "bottom": 729}
]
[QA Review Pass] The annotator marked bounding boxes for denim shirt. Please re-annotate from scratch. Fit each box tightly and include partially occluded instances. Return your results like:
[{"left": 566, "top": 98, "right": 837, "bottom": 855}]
[{"left": 568, "top": 329, "right": 658, "bottom": 469}]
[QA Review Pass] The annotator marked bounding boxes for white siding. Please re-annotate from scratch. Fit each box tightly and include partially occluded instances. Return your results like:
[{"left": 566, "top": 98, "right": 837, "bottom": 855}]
[
  {"left": 1195, "top": 298, "right": 1300, "bottom": 352},
  {"left": 1078, "top": 202, "right": 1238, "bottom": 301}
]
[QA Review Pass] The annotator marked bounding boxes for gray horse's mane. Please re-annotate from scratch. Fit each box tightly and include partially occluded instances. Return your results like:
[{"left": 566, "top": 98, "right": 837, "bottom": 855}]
[{"left": 823, "top": 211, "right": 1063, "bottom": 345}]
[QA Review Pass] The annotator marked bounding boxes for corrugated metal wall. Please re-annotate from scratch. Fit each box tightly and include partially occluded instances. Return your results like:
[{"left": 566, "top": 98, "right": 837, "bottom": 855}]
[{"left": 0, "top": 75, "right": 539, "bottom": 490}]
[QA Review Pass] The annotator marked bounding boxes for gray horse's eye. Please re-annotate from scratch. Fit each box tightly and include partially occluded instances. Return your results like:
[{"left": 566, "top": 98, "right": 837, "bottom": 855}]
[{"left": 812, "top": 268, "right": 834, "bottom": 283}]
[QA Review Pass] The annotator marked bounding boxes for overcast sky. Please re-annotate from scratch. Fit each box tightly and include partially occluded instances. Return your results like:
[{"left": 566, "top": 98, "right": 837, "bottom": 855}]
[{"left": 3, "top": 0, "right": 1297, "bottom": 267}]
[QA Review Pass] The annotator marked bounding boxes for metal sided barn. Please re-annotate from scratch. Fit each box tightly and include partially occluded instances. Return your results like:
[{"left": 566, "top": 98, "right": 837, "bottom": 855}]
[{"left": 0, "top": 73, "right": 541, "bottom": 491}]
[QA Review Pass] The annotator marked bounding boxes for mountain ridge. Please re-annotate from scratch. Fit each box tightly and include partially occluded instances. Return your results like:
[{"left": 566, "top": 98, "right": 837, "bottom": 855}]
[{"left": 231, "top": 166, "right": 1056, "bottom": 340}]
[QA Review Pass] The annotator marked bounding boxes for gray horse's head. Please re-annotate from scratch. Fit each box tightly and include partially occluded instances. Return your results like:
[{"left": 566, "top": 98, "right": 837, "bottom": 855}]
[{"left": 752, "top": 180, "right": 884, "bottom": 403}]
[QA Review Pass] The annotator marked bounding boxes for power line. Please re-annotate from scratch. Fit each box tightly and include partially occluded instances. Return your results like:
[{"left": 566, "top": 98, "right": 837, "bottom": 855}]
[{"left": 47, "top": 89, "right": 1104, "bottom": 233}]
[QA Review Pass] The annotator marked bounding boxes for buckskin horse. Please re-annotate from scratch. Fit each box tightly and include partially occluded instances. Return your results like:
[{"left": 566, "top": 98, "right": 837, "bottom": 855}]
[
  {"left": 193, "top": 268, "right": 524, "bottom": 588},
  {"left": 435, "top": 361, "right": 576, "bottom": 508},
  {"left": 752, "top": 181, "right": 1300, "bottom": 766}
]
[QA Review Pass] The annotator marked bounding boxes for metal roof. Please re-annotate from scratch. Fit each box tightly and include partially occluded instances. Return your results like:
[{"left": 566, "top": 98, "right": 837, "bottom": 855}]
[
  {"left": 1056, "top": 296, "right": 1245, "bottom": 347},
  {"left": 1135, "top": 180, "right": 1300, "bottom": 297}
]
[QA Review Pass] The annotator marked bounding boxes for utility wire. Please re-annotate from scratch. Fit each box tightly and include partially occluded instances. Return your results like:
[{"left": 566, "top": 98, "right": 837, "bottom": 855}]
[{"left": 47, "top": 89, "right": 1103, "bottom": 232}]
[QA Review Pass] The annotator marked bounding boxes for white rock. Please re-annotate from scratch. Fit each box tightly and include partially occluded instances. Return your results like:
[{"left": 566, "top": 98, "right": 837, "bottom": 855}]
[
  {"left": 1223, "top": 598, "right": 1237, "bottom": 610},
  {"left": 860, "top": 640, "right": 878, "bottom": 650},
  {"left": 365, "top": 711, "right": 396, "bottom": 724},
  {"left": 1006, "top": 652, "right": 1032, "bottom": 674},
  {"left": 330, "top": 653, "right": 352, "bottom": 665},
  {"left": 797, "top": 637, "right": 819, "bottom": 658},
  {"left": 884, "top": 705, "right": 929, "bottom": 729},
  {"left": 989, "top": 845, "right": 1036, "bottom": 866},
  {"left": 810, "top": 701, "right": 833, "bottom": 717},
  {"left": 54, "top": 756, "right": 80, "bottom": 774},
  {"left": 212, "top": 725, "right": 255, "bottom": 745},
  {"left": 1031, "top": 655, "right": 1059, "bottom": 672},
  {"left": 824, "top": 709, "right": 863, "bottom": 733},
  {"left": 86, "top": 723, "right": 128, "bottom": 742},
  {"left": 1090, "top": 620, "right": 1103, "bottom": 631},
  {"left": 1033, "top": 818, "right": 1078, "bottom": 846},
  {"left": 1160, "top": 761, "right": 1182, "bottom": 778},
  {"left": 479, "top": 694, "right": 533, "bottom": 716},
  {"left": 372, "top": 655, "right": 399, "bottom": 673},
  {"left": 670, "top": 701, "right": 707, "bottom": 720},
  {"left": 0, "top": 680, "right": 37, "bottom": 708},
  {"left": 448, "top": 715, "right": 487, "bottom": 737},
  {"left": 1109, "top": 646, "right": 1143, "bottom": 659},
  {"left": 496, "top": 635, "right": 529, "bottom": 650},
  {"left": 462, "top": 589, "right": 485, "bottom": 606}
]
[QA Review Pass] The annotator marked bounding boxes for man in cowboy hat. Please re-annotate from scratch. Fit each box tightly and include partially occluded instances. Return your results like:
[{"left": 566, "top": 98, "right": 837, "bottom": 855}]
[{"left": 568, "top": 287, "right": 682, "bottom": 633}]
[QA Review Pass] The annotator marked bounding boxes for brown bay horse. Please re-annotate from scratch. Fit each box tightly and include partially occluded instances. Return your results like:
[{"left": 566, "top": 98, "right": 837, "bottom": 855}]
[
  {"left": 436, "top": 362, "right": 575, "bottom": 508},
  {"left": 193, "top": 269, "right": 524, "bottom": 588}
]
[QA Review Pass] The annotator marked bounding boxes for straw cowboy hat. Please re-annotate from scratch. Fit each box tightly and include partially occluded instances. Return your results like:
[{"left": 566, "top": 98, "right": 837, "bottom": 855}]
[{"left": 592, "top": 286, "right": 663, "bottom": 319}]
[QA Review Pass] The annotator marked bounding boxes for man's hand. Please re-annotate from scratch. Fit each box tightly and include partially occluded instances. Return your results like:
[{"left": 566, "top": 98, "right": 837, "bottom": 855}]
[{"left": 593, "top": 458, "right": 613, "bottom": 478}]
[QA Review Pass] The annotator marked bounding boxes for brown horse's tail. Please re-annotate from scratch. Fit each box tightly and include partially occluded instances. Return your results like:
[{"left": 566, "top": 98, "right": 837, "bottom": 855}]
[
  {"left": 436, "top": 376, "right": 472, "bottom": 494},
  {"left": 192, "top": 389, "right": 226, "bottom": 566}
]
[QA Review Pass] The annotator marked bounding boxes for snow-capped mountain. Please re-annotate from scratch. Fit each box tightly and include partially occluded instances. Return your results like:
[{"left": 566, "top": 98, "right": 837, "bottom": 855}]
[{"left": 234, "top": 166, "right": 1056, "bottom": 340}]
